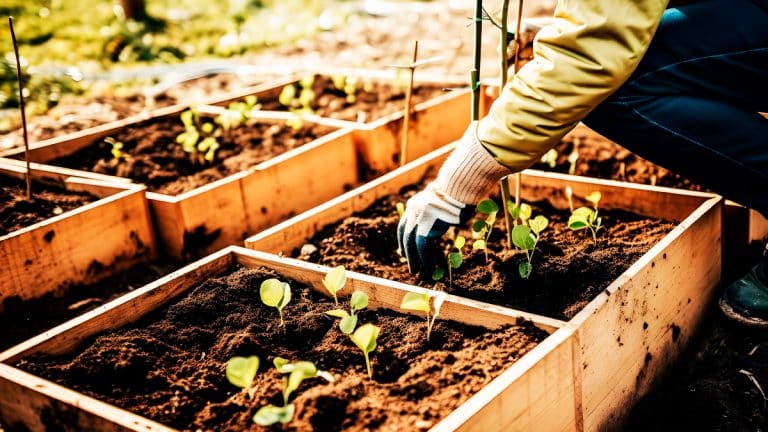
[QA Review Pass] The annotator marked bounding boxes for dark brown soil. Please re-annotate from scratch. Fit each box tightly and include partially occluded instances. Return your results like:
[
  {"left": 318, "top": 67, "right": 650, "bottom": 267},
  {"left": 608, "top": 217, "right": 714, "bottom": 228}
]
[
  {"left": 295, "top": 184, "right": 676, "bottom": 320},
  {"left": 258, "top": 74, "right": 449, "bottom": 123},
  {"left": 0, "top": 174, "right": 97, "bottom": 236},
  {"left": 17, "top": 266, "right": 547, "bottom": 431},
  {"left": 626, "top": 312, "right": 768, "bottom": 431},
  {"left": 50, "top": 118, "right": 335, "bottom": 195},
  {"left": 0, "top": 260, "right": 180, "bottom": 351},
  {"left": 532, "top": 131, "right": 703, "bottom": 191}
]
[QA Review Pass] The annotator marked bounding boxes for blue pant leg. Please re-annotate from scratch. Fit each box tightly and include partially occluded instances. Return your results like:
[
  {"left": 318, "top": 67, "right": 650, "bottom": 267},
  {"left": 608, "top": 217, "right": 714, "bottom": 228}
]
[{"left": 583, "top": 0, "right": 768, "bottom": 216}]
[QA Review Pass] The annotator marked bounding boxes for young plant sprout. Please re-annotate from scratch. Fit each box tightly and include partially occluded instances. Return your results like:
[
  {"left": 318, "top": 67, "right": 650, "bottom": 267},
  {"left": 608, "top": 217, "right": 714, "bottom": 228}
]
[
  {"left": 322, "top": 265, "right": 346, "bottom": 305},
  {"left": 511, "top": 212, "right": 549, "bottom": 279},
  {"left": 507, "top": 201, "right": 532, "bottom": 225},
  {"left": 260, "top": 278, "right": 291, "bottom": 327},
  {"left": 216, "top": 95, "right": 259, "bottom": 130},
  {"left": 252, "top": 358, "right": 333, "bottom": 426},
  {"left": 226, "top": 355, "right": 260, "bottom": 399},
  {"left": 331, "top": 75, "right": 359, "bottom": 103},
  {"left": 432, "top": 235, "right": 466, "bottom": 286},
  {"left": 472, "top": 199, "right": 499, "bottom": 261},
  {"left": 350, "top": 323, "right": 380, "bottom": 379},
  {"left": 325, "top": 290, "right": 369, "bottom": 334},
  {"left": 176, "top": 108, "right": 220, "bottom": 163},
  {"left": 568, "top": 190, "right": 604, "bottom": 243},
  {"left": 400, "top": 290, "right": 447, "bottom": 342},
  {"left": 568, "top": 138, "right": 581, "bottom": 175},
  {"left": 105, "top": 137, "right": 126, "bottom": 162},
  {"left": 540, "top": 148, "right": 558, "bottom": 168}
]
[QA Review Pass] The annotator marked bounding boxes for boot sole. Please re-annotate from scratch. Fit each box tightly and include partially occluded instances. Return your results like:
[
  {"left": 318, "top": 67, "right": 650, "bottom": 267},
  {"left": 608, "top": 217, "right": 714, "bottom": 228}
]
[{"left": 719, "top": 297, "right": 768, "bottom": 329}]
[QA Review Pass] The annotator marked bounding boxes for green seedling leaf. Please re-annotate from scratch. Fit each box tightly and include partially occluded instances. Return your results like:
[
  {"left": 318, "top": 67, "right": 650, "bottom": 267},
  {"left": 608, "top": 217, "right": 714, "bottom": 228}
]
[
  {"left": 586, "top": 191, "right": 601, "bottom": 208},
  {"left": 351, "top": 323, "right": 380, "bottom": 378},
  {"left": 454, "top": 235, "right": 466, "bottom": 250},
  {"left": 519, "top": 203, "right": 532, "bottom": 222},
  {"left": 512, "top": 225, "right": 535, "bottom": 250},
  {"left": 325, "top": 309, "right": 349, "bottom": 319},
  {"left": 253, "top": 403, "right": 295, "bottom": 426},
  {"left": 519, "top": 261, "right": 532, "bottom": 279},
  {"left": 477, "top": 199, "right": 499, "bottom": 214},
  {"left": 299, "top": 75, "right": 315, "bottom": 89},
  {"left": 472, "top": 219, "right": 486, "bottom": 233},
  {"left": 226, "top": 356, "right": 259, "bottom": 389},
  {"left": 540, "top": 148, "right": 558, "bottom": 168},
  {"left": 322, "top": 265, "right": 346, "bottom": 304},
  {"left": 529, "top": 215, "right": 549, "bottom": 236},
  {"left": 180, "top": 109, "right": 195, "bottom": 127},
  {"left": 278, "top": 85, "right": 296, "bottom": 106},
  {"left": 339, "top": 314, "right": 358, "bottom": 334},
  {"left": 432, "top": 267, "right": 445, "bottom": 281},
  {"left": 274, "top": 357, "right": 290, "bottom": 371},
  {"left": 350, "top": 291, "right": 368, "bottom": 311},
  {"left": 260, "top": 278, "right": 285, "bottom": 307},
  {"left": 401, "top": 292, "right": 430, "bottom": 314},
  {"left": 473, "top": 239, "right": 486, "bottom": 250},
  {"left": 449, "top": 251, "right": 462, "bottom": 269}
]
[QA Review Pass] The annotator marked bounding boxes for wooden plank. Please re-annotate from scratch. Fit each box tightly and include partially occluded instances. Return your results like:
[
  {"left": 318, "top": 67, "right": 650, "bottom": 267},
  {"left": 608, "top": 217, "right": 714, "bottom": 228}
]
[
  {"left": 570, "top": 196, "right": 722, "bottom": 430},
  {"left": 749, "top": 209, "right": 768, "bottom": 245},
  {"left": 0, "top": 158, "right": 132, "bottom": 186},
  {"left": 0, "top": 165, "right": 157, "bottom": 308},
  {"left": 0, "top": 246, "right": 568, "bottom": 432},
  {"left": 432, "top": 328, "right": 578, "bottom": 432}
]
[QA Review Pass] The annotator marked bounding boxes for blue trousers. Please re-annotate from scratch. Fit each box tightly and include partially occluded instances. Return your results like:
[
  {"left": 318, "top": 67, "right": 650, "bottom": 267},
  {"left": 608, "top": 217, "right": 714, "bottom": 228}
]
[{"left": 584, "top": 0, "right": 768, "bottom": 217}]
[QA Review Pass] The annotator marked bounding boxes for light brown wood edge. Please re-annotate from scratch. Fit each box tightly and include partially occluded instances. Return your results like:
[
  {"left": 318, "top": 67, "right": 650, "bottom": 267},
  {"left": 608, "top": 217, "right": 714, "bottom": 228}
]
[
  {"left": 0, "top": 247, "right": 236, "bottom": 363},
  {"left": 244, "top": 143, "right": 454, "bottom": 250},
  {"left": 0, "top": 157, "right": 132, "bottom": 184},
  {"left": 430, "top": 326, "right": 576, "bottom": 432},
  {"left": 232, "top": 247, "right": 565, "bottom": 333},
  {"left": 0, "top": 363, "right": 174, "bottom": 432}
]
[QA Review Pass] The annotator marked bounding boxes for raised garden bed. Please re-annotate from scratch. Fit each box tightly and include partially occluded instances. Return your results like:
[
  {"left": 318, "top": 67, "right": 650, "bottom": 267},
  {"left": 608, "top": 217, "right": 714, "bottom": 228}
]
[
  {"left": 0, "top": 246, "right": 578, "bottom": 431},
  {"left": 245, "top": 145, "right": 723, "bottom": 429},
  {"left": 205, "top": 70, "right": 471, "bottom": 172},
  {"left": 0, "top": 159, "right": 156, "bottom": 315}
]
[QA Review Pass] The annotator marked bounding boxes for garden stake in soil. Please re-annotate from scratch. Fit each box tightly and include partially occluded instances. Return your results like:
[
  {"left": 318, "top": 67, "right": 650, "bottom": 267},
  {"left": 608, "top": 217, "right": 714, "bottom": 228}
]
[{"left": 9, "top": 16, "right": 32, "bottom": 201}]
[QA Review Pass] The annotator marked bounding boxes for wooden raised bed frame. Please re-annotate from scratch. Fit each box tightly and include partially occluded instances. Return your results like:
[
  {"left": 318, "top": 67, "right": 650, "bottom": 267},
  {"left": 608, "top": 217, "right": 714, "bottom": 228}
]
[
  {"left": 0, "top": 246, "right": 577, "bottom": 432},
  {"left": 244, "top": 145, "right": 723, "bottom": 430},
  {"left": 0, "top": 159, "right": 156, "bottom": 310}
]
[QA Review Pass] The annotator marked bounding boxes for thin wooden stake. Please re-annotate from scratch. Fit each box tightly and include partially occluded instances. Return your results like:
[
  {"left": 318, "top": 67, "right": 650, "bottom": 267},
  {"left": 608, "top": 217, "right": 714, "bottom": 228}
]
[
  {"left": 470, "top": 0, "right": 482, "bottom": 122},
  {"left": 400, "top": 40, "right": 419, "bottom": 167},
  {"left": 512, "top": 0, "right": 524, "bottom": 207},
  {"left": 9, "top": 16, "right": 32, "bottom": 201}
]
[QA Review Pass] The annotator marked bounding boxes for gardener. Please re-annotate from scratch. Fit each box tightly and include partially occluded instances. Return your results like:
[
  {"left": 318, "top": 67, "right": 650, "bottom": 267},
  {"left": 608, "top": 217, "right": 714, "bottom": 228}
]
[{"left": 397, "top": 0, "right": 768, "bottom": 326}]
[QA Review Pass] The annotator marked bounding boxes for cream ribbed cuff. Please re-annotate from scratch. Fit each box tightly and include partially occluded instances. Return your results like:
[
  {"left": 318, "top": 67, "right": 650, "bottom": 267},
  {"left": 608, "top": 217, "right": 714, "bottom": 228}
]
[{"left": 433, "top": 123, "right": 510, "bottom": 205}]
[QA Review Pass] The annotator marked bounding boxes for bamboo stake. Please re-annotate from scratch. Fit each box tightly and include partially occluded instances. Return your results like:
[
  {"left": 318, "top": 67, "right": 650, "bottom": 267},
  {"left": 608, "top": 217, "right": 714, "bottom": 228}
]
[
  {"left": 9, "top": 16, "right": 32, "bottom": 201},
  {"left": 470, "top": 0, "right": 482, "bottom": 122},
  {"left": 400, "top": 40, "right": 419, "bottom": 167},
  {"left": 512, "top": 0, "right": 524, "bottom": 206}
]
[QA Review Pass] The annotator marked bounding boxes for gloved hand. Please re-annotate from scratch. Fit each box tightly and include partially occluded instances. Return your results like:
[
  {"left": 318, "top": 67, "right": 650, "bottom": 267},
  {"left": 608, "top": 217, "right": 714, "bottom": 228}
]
[{"left": 397, "top": 122, "right": 510, "bottom": 277}]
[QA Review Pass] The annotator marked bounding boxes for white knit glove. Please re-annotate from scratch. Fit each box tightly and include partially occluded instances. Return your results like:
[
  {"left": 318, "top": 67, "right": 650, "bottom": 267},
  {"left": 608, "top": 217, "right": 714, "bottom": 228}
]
[{"left": 397, "top": 123, "right": 510, "bottom": 275}]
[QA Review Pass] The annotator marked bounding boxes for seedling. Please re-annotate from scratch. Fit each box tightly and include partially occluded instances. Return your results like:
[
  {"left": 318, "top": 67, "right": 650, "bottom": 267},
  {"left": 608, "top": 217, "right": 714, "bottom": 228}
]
[
  {"left": 540, "top": 148, "right": 558, "bottom": 168},
  {"left": 325, "top": 290, "right": 368, "bottom": 334},
  {"left": 331, "top": 74, "right": 359, "bottom": 103},
  {"left": 226, "top": 355, "right": 260, "bottom": 399},
  {"left": 472, "top": 199, "right": 499, "bottom": 261},
  {"left": 105, "top": 137, "right": 126, "bottom": 162},
  {"left": 252, "top": 358, "right": 333, "bottom": 426},
  {"left": 568, "top": 138, "right": 581, "bottom": 175},
  {"left": 350, "top": 323, "right": 380, "bottom": 379},
  {"left": 507, "top": 201, "right": 532, "bottom": 225},
  {"left": 568, "top": 190, "right": 603, "bottom": 243},
  {"left": 400, "top": 290, "right": 447, "bottom": 342},
  {"left": 432, "top": 235, "right": 466, "bottom": 286},
  {"left": 260, "top": 278, "right": 291, "bottom": 327},
  {"left": 321, "top": 265, "right": 346, "bottom": 305},
  {"left": 176, "top": 108, "right": 220, "bottom": 164},
  {"left": 511, "top": 212, "right": 548, "bottom": 278},
  {"left": 216, "top": 95, "right": 259, "bottom": 130}
]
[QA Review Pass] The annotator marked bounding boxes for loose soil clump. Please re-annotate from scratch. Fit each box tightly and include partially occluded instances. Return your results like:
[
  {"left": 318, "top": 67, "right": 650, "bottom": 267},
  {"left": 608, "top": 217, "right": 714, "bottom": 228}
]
[
  {"left": 18, "top": 267, "right": 547, "bottom": 431},
  {"left": 0, "top": 175, "right": 97, "bottom": 236},
  {"left": 50, "top": 118, "right": 335, "bottom": 195},
  {"left": 259, "top": 74, "right": 449, "bottom": 123},
  {"left": 296, "top": 185, "right": 676, "bottom": 320},
  {"left": 0, "top": 260, "right": 180, "bottom": 351}
]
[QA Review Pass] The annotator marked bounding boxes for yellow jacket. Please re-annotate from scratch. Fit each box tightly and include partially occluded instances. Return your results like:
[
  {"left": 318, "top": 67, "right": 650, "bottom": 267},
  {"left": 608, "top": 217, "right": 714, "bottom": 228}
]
[{"left": 478, "top": 0, "right": 669, "bottom": 172}]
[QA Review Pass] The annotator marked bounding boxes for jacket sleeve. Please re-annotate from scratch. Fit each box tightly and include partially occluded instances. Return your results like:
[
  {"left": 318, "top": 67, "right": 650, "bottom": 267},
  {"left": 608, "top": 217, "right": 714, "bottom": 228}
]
[{"left": 477, "top": 0, "right": 669, "bottom": 172}]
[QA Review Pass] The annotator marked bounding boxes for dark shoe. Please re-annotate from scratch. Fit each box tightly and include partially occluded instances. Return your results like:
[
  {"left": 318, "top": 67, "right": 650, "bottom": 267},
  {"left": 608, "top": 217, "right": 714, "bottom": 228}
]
[{"left": 720, "top": 249, "right": 768, "bottom": 328}]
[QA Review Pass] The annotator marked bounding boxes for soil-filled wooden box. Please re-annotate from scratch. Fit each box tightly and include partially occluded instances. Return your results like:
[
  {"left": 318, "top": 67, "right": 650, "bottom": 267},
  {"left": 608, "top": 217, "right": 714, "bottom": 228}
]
[
  {"left": 0, "top": 159, "right": 156, "bottom": 312},
  {"left": 0, "top": 106, "right": 359, "bottom": 260},
  {"left": 203, "top": 70, "right": 472, "bottom": 172},
  {"left": 0, "top": 246, "right": 579, "bottom": 431},
  {"left": 245, "top": 145, "right": 723, "bottom": 430}
]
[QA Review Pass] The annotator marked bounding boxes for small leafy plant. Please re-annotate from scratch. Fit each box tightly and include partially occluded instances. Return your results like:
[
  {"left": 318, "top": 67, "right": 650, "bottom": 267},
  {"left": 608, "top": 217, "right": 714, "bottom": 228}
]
[
  {"left": 508, "top": 203, "right": 549, "bottom": 279},
  {"left": 176, "top": 108, "right": 220, "bottom": 164},
  {"left": 540, "top": 148, "right": 558, "bottom": 168},
  {"left": 432, "top": 235, "right": 466, "bottom": 286},
  {"left": 350, "top": 323, "right": 380, "bottom": 379},
  {"left": 105, "top": 137, "right": 126, "bottom": 162},
  {"left": 568, "top": 191, "right": 604, "bottom": 243},
  {"left": 568, "top": 139, "right": 580, "bottom": 175},
  {"left": 216, "top": 95, "right": 260, "bottom": 130},
  {"left": 252, "top": 357, "right": 333, "bottom": 426},
  {"left": 325, "top": 290, "right": 369, "bottom": 334},
  {"left": 260, "top": 278, "right": 291, "bottom": 327},
  {"left": 226, "top": 355, "right": 260, "bottom": 399},
  {"left": 472, "top": 199, "right": 499, "bottom": 261},
  {"left": 400, "top": 290, "right": 447, "bottom": 342},
  {"left": 280, "top": 76, "right": 316, "bottom": 130},
  {"left": 322, "top": 265, "right": 346, "bottom": 305},
  {"left": 330, "top": 74, "right": 359, "bottom": 103}
]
